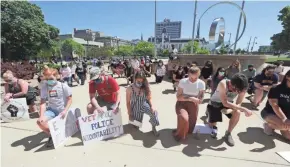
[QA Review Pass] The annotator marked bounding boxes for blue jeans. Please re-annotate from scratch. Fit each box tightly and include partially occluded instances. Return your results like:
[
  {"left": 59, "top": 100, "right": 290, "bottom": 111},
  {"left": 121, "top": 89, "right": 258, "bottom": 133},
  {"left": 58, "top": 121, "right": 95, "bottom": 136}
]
[
  {"left": 44, "top": 108, "right": 61, "bottom": 121},
  {"left": 63, "top": 77, "right": 72, "bottom": 86}
]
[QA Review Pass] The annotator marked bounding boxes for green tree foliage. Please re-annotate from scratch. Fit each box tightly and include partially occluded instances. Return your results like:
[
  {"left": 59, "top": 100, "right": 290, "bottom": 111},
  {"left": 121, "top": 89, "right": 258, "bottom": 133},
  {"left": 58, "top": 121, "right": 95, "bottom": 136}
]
[
  {"left": 114, "top": 45, "right": 134, "bottom": 57},
  {"left": 241, "top": 49, "right": 246, "bottom": 54},
  {"left": 182, "top": 41, "right": 200, "bottom": 53},
  {"left": 134, "top": 41, "right": 154, "bottom": 56},
  {"left": 236, "top": 48, "right": 242, "bottom": 54},
  {"left": 1, "top": 1, "right": 59, "bottom": 60},
  {"left": 61, "top": 39, "right": 85, "bottom": 56},
  {"left": 271, "top": 6, "right": 290, "bottom": 51},
  {"left": 218, "top": 45, "right": 227, "bottom": 55},
  {"left": 87, "top": 46, "right": 114, "bottom": 57},
  {"left": 197, "top": 47, "right": 210, "bottom": 54}
]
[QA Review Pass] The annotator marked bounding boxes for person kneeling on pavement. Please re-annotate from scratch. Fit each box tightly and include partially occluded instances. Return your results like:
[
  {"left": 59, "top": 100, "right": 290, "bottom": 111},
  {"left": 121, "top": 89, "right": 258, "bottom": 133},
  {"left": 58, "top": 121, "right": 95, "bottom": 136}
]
[
  {"left": 126, "top": 71, "right": 159, "bottom": 136},
  {"left": 37, "top": 66, "right": 72, "bottom": 147},
  {"left": 261, "top": 70, "right": 290, "bottom": 140},
  {"left": 87, "top": 67, "right": 120, "bottom": 115},
  {"left": 206, "top": 73, "right": 253, "bottom": 146}
]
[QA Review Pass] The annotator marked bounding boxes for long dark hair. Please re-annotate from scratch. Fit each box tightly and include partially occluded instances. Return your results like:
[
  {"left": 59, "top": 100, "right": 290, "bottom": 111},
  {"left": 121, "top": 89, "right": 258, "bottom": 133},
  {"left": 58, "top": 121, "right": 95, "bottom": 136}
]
[
  {"left": 134, "top": 70, "right": 151, "bottom": 97},
  {"left": 213, "top": 67, "right": 225, "bottom": 79},
  {"left": 281, "top": 70, "right": 290, "bottom": 87},
  {"left": 202, "top": 60, "right": 213, "bottom": 73}
]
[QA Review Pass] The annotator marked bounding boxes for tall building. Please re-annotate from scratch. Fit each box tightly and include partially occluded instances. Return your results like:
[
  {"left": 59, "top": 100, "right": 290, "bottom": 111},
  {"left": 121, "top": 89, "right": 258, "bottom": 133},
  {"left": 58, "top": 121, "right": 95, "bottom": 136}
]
[{"left": 156, "top": 18, "right": 182, "bottom": 39}]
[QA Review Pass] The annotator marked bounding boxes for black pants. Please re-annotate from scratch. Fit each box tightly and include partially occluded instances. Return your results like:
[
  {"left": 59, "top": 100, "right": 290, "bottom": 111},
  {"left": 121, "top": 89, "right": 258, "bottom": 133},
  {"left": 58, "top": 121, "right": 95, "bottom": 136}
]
[
  {"left": 77, "top": 73, "right": 85, "bottom": 85},
  {"left": 155, "top": 74, "right": 163, "bottom": 83}
]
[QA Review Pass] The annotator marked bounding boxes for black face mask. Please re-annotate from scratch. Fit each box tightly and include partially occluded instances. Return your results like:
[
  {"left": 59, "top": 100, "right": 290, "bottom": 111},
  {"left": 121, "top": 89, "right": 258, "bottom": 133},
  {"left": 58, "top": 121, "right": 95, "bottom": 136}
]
[{"left": 248, "top": 68, "right": 253, "bottom": 71}]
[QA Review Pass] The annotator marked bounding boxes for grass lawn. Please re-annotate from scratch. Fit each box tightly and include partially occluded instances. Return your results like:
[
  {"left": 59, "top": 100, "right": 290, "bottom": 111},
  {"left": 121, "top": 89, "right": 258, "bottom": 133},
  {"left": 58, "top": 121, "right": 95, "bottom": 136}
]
[{"left": 266, "top": 57, "right": 290, "bottom": 63}]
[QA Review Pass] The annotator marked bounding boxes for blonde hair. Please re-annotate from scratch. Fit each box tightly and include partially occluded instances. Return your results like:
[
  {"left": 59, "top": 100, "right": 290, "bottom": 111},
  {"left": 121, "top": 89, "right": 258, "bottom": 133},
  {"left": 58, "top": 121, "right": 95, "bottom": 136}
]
[
  {"left": 42, "top": 65, "right": 60, "bottom": 79},
  {"left": 3, "top": 70, "right": 14, "bottom": 80},
  {"left": 189, "top": 66, "right": 201, "bottom": 75}
]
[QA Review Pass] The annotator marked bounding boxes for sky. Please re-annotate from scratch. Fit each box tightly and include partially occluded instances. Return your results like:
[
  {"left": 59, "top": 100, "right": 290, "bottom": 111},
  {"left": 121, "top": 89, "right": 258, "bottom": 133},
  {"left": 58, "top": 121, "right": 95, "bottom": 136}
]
[{"left": 32, "top": 1, "right": 289, "bottom": 51}]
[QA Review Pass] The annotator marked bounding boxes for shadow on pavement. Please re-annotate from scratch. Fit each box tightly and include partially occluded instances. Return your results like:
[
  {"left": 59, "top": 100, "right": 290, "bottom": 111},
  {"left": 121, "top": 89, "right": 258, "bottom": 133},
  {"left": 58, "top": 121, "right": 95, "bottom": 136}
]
[
  {"left": 123, "top": 124, "right": 157, "bottom": 148},
  {"left": 11, "top": 132, "right": 48, "bottom": 151},
  {"left": 162, "top": 89, "right": 175, "bottom": 94},
  {"left": 237, "top": 127, "right": 290, "bottom": 152},
  {"left": 182, "top": 134, "right": 226, "bottom": 157},
  {"left": 241, "top": 102, "right": 253, "bottom": 110}
]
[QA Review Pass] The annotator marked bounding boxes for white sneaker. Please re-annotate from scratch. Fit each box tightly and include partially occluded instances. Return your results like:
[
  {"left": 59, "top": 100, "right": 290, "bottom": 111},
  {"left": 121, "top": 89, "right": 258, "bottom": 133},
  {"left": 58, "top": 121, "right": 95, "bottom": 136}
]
[{"left": 263, "top": 123, "right": 274, "bottom": 136}]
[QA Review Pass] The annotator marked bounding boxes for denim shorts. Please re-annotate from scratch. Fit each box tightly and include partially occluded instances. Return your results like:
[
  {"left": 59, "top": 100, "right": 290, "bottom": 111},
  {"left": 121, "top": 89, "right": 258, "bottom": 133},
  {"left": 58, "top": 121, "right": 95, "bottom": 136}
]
[{"left": 45, "top": 108, "right": 61, "bottom": 120}]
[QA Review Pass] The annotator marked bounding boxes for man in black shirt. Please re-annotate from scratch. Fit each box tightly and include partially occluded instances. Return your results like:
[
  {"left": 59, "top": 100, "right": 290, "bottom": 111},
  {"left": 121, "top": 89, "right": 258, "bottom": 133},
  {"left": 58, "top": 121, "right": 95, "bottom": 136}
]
[{"left": 261, "top": 70, "right": 290, "bottom": 140}]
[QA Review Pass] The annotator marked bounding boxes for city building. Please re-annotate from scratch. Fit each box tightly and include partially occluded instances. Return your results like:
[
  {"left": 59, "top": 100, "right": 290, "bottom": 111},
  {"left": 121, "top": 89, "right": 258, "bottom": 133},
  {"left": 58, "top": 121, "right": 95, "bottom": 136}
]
[
  {"left": 258, "top": 45, "right": 274, "bottom": 53},
  {"left": 156, "top": 18, "right": 182, "bottom": 39}
]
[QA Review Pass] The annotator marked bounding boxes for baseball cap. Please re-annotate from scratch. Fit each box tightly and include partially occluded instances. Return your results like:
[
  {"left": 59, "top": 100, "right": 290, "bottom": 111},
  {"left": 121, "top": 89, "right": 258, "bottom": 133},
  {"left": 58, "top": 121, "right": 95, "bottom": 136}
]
[{"left": 89, "top": 67, "right": 101, "bottom": 80}]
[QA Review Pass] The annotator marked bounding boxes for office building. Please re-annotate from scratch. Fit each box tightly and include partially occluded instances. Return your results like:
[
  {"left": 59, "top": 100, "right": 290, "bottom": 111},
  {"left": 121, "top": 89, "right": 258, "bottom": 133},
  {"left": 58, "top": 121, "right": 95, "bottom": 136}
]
[{"left": 156, "top": 18, "right": 182, "bottom": 39}]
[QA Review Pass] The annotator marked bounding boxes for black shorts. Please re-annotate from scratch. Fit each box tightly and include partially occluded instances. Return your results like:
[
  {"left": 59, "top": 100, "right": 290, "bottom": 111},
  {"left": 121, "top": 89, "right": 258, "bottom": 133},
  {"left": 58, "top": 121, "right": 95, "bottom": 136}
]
[
  {"left": 207, "top": 103, "right": 232, "bottom": 123},
  {"left": 26, "top": 96, "right": 36, "bottom": 105},
  {"left": 260, "top": 109, "right": 276, "bottom": 120}
]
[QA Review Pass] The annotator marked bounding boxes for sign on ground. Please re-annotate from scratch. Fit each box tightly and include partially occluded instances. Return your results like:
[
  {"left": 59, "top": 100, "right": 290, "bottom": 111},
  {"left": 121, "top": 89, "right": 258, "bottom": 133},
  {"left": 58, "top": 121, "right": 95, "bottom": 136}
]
[{"left": 1, "top": 98, "right": 29, "bottom": 122}]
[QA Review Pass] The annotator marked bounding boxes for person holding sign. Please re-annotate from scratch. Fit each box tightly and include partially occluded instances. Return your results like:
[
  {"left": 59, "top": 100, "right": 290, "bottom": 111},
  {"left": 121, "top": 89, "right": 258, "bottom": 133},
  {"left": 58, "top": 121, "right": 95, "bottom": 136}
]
[
  {"left": 206, "top": 73, "right": 252, "bottom": 146},
  {"left": 3, "top": 70, "right": 37, "bottom": 113},
  {"left": 155, "top": 60, "right": 166, "bottom": 83},
  {"left": 37, "top": 66, "right": 73, "bottom": 147},
  {"left": 87, "top": 67, "right": 121, "bottom": 114},
  {"left": 174, "top": 67, "right": 205, "bottom": 141},
  {"left": 126, "top": 71, "right": 159, "bottom": 136}
]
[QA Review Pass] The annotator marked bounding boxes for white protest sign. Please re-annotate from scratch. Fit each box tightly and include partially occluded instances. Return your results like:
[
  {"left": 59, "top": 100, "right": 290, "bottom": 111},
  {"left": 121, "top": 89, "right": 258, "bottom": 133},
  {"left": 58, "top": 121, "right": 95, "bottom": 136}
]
[
  {"left": 277, "top": 151, "right": 290, "bottom": 163},
  {"left": 1, "top": 98, "right": 29, "bottom": 123},
  {"left": 48, "top": 108, "right": 81, "bottom": 149},
  {"left": 193, "top": 123, "right": 213, "bottom": 134},
  {"left": 156, "top": 68, "right": 165, "bottom": 76},
  {"left": 78, "top": 106, "right": 124, "bottom": 145}
]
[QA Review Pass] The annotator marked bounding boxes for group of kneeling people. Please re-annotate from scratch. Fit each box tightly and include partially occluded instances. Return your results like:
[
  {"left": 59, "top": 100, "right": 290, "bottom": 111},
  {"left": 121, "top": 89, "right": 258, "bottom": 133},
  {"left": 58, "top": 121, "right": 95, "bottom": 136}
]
[{"left": 2, "top": 63, "right": 290, "bottom": 148}]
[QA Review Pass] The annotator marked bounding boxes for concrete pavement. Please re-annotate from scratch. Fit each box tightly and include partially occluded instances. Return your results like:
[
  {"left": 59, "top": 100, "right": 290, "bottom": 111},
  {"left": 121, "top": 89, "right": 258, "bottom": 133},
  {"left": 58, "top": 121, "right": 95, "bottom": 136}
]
[{"left": 1, "top": 75, "right": 290, "bottom": 167}]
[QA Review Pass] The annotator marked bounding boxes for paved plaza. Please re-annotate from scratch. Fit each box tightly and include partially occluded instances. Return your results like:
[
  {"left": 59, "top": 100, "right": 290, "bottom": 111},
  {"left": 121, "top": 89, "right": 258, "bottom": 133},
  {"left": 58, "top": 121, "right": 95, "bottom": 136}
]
[{"left": 1, "top": 70, "right": 290, "bottom": 167}]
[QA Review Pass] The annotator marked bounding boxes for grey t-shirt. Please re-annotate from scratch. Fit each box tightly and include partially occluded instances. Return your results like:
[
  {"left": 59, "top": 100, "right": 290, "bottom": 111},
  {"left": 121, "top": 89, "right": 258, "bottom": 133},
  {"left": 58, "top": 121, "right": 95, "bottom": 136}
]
[
  {"left": 226, "top": 67, "right": 240, "bottom": 79},
  {"left": 242, "top": 69, "right": 256, "bottom": 79},
  {"left": 41, "top": 81, "right": 72, "bottom": 112}
]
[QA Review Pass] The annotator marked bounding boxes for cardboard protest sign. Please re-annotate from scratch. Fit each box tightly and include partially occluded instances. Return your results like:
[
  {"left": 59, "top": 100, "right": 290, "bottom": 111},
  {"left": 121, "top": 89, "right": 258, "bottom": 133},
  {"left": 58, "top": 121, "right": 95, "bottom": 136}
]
[
  {"left": 277, "top": 151, "right": 290, "bottom": 163},
  {"left": 78, "top": 106, "right": 124, "bottom": 145},
  {"left": 1, "top": 98, "right": 29, "bottom": 122},
  {"left": 48, "top": 108, "right": 81, "bottom": 149},
  {"left": 193, "top": 123, "right": 213, "bottom": 134}
]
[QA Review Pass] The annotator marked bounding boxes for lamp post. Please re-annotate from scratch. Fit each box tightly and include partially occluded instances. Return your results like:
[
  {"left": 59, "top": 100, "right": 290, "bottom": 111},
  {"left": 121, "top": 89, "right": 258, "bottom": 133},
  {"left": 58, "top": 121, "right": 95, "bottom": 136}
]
[
  {"left": 85, "top": 29, "right": 91, "bottom": 58},
  {"left": 114, "top": 36, "right": 121, "bottom": 59},
  {"left": 191, "top": 0, "right": 198, "bottom": 54},
  {"left": 251, "top": 37, "right": 257, "bottom": 53},
  {"left": 154, "top": 0, "right": 157, "bottom": 57},
  {"left": 247, "top": 36, "right": 252, "bottom": 53},
  {"left": 233, "top": 0, "right": 245, "bottom": 54}
]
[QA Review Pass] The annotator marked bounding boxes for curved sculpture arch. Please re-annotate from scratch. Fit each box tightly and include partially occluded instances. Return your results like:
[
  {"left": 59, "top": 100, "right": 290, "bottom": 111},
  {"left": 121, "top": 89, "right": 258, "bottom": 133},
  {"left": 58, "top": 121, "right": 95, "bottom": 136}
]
[
  {"left": 196, "top": 1, "right": 246, "bottom": 49},
  {"left": 209, "top": 17, "right": 225, "bottom": 49}
]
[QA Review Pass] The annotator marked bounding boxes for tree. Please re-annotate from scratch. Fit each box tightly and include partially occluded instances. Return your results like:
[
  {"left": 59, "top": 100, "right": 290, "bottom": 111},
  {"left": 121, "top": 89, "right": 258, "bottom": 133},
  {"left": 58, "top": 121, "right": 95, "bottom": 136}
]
[
  {"left": 61, "top": 39, "right": 85, "bottom": 57},
  {"left": 1, "top": 1, "right": 59, "bottom": 60},
  {"left": 271, "top": 6, "right": 290, "bottom": 51},
  {"left": 114, "top": 45, "right": 134, "bottom": 57},
  {"left": 182, "top": 41, "right": 200, "bottom": 53},
  {"left": 218, "top": 45, "right": 227, "bottom": 55},
  {"left": 134, "top": 41, "right": 154, "bottom": 56},
  {"left": 236, "top": 48, "right": 242, "bottom": 54},
  {"left": 87, "top": 46, "right": 114, "bottom": 58},
  {"left": 197, "top": 47, "right": 210, "bottom": 54},
  {"left": 241, "top": 49, "right": 246, "bottom": 54}
]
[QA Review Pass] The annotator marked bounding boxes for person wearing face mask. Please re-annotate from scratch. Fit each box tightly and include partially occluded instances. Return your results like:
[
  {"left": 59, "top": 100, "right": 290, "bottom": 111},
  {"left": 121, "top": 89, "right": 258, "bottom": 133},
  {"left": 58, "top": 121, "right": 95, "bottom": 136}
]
[
  {"left": 261, "top": 70, "right": 290, "bottom": 140},
  {"left": 143, "top": 61, "right": 152, "bottom": 77},
  {"left": 183, "top": 62, "right": 191, "bottom": 78},
  {"left": 210, "top": 67, "right": 226, "bottom": 96},
  {"left": 87, "top": 67, "right": 121, "bottom": 115},
  {"left": 225, "top": 60, "right": 241, "bottom": 79},
  {"left": 75, "top": 62, "right": 87, "bottom": 85},
  {"left": 206, "top": 73, "right": 252, "bottom": 146},
  {"left": 126, "top": 71, "right": 159, "bottom": 136},
  {"left": 155, "top": 60, "right": 166, "bottom": 83},
  {"left": 173, "top": 67, "right": 205, "bottom": 141},
  {"left": 60, "top": 62, "right": 72, "bottom": 87},
  {"left": 251, "top": 65, "right": 279, "bottom": 110},
  {"left": 3, "top": 70, "right": 37, "bottom": 114},
  {"left": 200, "top": 61, "right": 214, "bottom": 91},
  {"left": 172, "top": 66, "right": 185, "bottom": 91},
  {"left": 242, "top": 64, "right": 256, "bottom": 81},
  {"left": 125, "top": 62, "right": 134, "bottom": 85},
  {"left": 37, "top": 66, "right": 72, "bottom": 147}
]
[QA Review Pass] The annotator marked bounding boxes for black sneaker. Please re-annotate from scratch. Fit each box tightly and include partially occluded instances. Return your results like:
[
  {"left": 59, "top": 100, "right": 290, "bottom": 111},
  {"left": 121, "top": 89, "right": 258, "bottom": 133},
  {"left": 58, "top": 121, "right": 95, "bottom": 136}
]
[
  {"left": 211, "top": 126, "right": 218, "bottom": 139},
  {"left": 46, "top": 137, "right": 54, "bottom": 148},
  {"left": 224, "top": 131, "right": 235, "bottom": 146}
]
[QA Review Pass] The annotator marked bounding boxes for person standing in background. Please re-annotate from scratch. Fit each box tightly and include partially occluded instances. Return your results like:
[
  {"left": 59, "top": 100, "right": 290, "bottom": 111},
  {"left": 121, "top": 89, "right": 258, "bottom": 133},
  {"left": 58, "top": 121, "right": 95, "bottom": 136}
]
[
  {"left": 75, "top": 62, "right": 86, "bottom": 85},
  {"left": 155, "top": 60, "right": 166, "bottom": 83},
  {"left": 60, "top": 62, "right": 72, "bottom": 87},
  {"left": 225, "top": 60, "right": 241, "bottom": 79}
]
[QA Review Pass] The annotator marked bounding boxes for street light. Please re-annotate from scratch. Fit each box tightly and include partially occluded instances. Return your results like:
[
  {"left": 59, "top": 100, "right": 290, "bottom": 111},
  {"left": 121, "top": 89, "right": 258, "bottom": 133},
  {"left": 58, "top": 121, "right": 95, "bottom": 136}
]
[
  {"left": 85, "top": 29, "right": 91, "bottom": 58},
  {"left": 251, "top": 37, "right": 257, "bottom": 53},
  {"left": 114, "top": 36, "right": 121, "bottom": 59}
]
